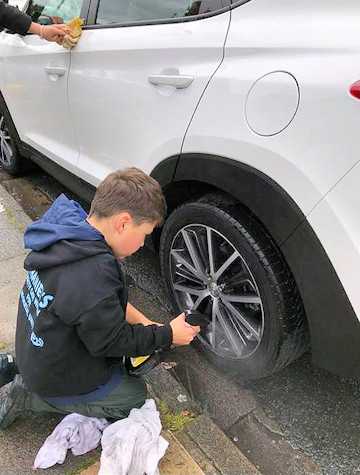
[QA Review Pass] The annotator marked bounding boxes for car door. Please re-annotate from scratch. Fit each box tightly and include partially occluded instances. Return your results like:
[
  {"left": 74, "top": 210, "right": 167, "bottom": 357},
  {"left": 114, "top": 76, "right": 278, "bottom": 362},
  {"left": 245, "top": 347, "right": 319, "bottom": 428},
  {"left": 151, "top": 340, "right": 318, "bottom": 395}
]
[
  {"left": 1, "top": 0, "right": 88, "bottom": 169},
  {"left": 69, "top": 0, "right": 231, "bottom": 185}
]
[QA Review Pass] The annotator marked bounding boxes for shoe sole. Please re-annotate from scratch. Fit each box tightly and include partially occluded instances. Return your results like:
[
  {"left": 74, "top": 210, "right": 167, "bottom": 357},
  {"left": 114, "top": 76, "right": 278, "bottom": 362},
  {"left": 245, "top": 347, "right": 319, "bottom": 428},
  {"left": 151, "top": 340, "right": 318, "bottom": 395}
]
[{"left": 0, "top": 375, "right": 25, "bottom": 429}]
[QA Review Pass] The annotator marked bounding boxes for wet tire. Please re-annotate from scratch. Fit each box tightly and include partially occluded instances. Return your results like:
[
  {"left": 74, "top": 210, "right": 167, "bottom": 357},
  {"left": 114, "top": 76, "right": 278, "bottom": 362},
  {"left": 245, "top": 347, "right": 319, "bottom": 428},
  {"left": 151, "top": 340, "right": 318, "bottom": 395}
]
[{"left": 160, "top": 194, "right": 309, "bottom": 380}]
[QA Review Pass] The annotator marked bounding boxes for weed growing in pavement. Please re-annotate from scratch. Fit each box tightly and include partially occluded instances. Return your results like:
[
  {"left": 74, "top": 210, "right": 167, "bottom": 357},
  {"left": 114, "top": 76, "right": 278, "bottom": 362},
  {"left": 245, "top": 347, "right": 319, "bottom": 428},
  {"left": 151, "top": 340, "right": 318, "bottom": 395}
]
[{"left": 158, "top": 400, "right": 194, "bottom": 432}]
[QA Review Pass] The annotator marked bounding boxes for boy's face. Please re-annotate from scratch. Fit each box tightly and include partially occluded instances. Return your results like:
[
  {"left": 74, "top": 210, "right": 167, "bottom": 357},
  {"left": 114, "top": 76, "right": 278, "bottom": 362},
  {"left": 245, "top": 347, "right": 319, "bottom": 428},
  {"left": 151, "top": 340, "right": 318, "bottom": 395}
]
[{"left": 110, "top": 214, "right": 156, "bottom": 259}]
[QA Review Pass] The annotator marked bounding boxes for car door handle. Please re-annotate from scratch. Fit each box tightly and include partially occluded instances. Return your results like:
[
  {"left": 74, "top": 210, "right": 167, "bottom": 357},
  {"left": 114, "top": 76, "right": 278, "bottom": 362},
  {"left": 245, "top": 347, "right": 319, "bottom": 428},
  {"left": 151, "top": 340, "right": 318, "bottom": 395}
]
[
  {"left": 44, "top": 66, "right": 67, "bottom": 77},
  {"left": 148, "top": 74, "right": 193, "bottom": 89}
]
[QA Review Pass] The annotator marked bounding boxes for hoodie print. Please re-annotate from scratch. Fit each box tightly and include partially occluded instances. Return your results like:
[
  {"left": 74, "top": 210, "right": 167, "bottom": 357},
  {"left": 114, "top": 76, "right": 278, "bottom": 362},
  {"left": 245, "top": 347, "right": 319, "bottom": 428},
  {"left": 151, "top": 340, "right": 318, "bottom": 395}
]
[{"left": 20, "top": 270, "right": 53, "bottom": 347}]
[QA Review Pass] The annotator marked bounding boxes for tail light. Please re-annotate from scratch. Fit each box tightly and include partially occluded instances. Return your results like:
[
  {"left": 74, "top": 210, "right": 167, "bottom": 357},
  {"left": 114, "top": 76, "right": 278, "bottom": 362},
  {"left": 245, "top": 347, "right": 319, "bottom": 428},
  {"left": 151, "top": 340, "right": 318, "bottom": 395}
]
[{"left": 350, "top": 81, "right": 360, "bottom": 100}]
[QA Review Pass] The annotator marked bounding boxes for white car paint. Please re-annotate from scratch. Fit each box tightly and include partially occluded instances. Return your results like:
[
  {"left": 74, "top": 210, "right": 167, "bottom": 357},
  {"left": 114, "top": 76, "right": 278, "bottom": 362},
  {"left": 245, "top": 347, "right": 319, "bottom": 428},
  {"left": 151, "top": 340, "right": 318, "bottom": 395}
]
[
  {"left": 1, "top": 34, "right": 79, "bottom": 168},
  {"left": 8, "top": 0, "right": 27, "bottom": 11},
  {"left": 68, "top": 12, "right": 230, "bottom": 185}
]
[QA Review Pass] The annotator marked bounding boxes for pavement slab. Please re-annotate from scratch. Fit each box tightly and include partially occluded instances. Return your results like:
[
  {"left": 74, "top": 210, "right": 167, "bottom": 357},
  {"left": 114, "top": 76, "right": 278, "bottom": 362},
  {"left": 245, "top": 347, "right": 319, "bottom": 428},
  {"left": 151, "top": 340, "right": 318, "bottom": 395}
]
[
  {"left": 0, "top": 255, "right": 27, "bottom": 345},
  {"left": 227, "top": 409, "right": 322, "bottom": 475},
  {"left": 185, "top": 414, "right": 261, "bottom": 475}
]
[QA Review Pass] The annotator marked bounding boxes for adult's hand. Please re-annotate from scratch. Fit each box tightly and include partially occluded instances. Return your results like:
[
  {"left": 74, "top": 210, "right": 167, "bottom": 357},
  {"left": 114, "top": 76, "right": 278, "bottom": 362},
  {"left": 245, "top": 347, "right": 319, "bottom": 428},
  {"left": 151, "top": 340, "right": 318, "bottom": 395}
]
[{"left": 28, "top": 22, "right": 69, "bottom": 42}]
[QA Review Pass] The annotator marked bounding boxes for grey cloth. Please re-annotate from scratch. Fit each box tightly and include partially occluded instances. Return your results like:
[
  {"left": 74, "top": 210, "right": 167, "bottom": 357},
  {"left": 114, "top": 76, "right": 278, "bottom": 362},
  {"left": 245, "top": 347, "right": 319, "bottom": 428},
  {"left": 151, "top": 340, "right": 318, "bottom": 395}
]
[{"left": 33, "top": 413, "right": 109, "bottom": 469}]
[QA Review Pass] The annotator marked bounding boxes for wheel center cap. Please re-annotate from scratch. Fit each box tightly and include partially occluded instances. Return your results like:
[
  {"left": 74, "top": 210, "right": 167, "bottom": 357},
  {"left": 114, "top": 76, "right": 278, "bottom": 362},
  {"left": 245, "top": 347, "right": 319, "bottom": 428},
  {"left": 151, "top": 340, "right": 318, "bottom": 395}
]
[{"left": 208, "top": 281, "right": 220, "bottom": 298}]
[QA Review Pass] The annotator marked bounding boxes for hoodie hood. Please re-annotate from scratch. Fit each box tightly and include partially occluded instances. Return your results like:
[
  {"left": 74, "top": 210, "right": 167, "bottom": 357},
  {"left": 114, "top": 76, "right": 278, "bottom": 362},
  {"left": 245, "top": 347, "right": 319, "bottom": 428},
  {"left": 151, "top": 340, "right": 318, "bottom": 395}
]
[
  {"left": 24, "top": 194, "right": 109, "bottom": 271},
  {"left": 24, "top": 194, "right": 103, "bottom": 251}
]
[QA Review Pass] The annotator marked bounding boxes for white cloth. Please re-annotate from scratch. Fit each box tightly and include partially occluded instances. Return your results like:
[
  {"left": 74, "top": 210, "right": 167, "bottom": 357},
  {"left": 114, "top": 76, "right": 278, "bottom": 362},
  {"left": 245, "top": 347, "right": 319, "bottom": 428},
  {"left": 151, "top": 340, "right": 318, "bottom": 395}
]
[
  {"left": 98, "top": 399, "right": 168, "bottom": 475},
  {"left": 33, "top": 413, "right": 109, "bottom": 469}
]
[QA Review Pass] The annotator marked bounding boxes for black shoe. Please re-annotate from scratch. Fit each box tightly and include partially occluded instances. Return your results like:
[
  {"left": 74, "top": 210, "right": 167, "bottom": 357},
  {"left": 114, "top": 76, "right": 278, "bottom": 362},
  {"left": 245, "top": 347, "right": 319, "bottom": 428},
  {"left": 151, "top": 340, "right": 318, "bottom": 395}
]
[
  {"left": 0, "top": 354, "right": 17, "bottom": 388},
  {"left": 0, "top": 374, "right": 27, "bottom": 429}
]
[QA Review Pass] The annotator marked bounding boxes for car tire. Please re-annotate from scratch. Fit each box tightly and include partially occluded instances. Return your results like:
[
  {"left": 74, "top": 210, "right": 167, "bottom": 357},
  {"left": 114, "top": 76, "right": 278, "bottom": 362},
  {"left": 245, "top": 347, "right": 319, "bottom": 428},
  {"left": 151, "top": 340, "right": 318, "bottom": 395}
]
[
  {"left": 0, "top": 104, "right": 23, "bottom": 175},
  {"left": 160, "top": 193, "right": 309, "bottom": 380}
]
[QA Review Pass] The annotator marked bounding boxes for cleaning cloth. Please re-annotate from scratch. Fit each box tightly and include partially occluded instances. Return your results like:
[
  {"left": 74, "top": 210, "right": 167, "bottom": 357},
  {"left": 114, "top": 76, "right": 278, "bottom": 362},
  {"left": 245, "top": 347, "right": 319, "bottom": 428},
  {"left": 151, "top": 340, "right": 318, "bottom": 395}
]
[
  {"left": 98, "top": 399, "right": 168, "bottom": 475},
  {"left": 33, "top": 413, "right": 109, "bottom": 469},
  {"left": 56, "top": 16, "right": 84, "bottom": 49}
]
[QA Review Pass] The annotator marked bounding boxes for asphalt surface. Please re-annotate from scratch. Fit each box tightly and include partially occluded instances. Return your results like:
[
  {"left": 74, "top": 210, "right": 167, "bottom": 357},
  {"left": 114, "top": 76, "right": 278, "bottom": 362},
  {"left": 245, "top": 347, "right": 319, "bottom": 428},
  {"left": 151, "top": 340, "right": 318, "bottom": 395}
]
[{"left": 2, "top": 167, "right": 360, "bottom": 475}]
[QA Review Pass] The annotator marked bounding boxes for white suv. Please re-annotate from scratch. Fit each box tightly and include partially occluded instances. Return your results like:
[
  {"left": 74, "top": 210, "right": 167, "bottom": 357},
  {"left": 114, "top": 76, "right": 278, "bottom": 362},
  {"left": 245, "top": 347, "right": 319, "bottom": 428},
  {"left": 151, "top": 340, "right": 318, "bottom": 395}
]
[{"left": 1, "top": 0, "right": 360, "bottom": 380}]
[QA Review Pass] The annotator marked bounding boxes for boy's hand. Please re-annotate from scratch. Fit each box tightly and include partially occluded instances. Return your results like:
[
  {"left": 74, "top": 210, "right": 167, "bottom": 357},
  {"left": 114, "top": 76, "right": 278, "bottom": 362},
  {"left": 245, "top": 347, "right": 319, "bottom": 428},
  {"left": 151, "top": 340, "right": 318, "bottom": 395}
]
[{"left": 170, "top": 313, "right": 200, "bottom": 346}]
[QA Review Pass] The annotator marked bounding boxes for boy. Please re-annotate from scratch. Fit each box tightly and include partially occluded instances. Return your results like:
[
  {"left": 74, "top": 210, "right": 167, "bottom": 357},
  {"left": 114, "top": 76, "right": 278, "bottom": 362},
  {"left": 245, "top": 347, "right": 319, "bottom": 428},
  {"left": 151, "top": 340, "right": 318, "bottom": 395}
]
[{"left": 0, "top": 168, "right": 199, "bottom": 428}]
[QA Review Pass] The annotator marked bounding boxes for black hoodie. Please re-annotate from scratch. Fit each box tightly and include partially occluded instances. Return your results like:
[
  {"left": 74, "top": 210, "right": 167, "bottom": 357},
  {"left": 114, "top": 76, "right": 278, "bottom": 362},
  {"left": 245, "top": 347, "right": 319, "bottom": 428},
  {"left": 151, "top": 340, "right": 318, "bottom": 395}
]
[{"left": 15, "top": 195, "right": 172, "bottom": 398}]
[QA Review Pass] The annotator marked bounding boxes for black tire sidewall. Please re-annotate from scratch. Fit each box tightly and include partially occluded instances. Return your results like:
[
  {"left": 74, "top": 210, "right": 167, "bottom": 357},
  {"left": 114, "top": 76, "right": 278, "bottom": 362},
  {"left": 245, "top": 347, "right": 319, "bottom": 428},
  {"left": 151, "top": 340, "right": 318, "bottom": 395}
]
[{"left": 160, "top": 201, "right": 288, "bottom": 379}]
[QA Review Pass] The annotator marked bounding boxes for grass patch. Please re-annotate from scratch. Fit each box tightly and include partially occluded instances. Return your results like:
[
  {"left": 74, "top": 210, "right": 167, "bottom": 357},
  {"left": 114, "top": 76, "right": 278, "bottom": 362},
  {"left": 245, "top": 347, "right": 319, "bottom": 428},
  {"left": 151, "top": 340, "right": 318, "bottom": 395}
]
[
  {"left": 4, "top": 208, "right": 23, "bottom": 232},
  {"left": 158, "top": 400, "right": 194, "bottom": 433}
]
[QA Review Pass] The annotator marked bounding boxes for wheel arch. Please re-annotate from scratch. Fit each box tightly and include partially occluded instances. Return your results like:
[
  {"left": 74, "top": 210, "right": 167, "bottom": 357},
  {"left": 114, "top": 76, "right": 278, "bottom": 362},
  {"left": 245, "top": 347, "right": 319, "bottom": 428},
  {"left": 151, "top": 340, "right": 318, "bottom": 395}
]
[{"left": 152, "top": 153, "right": 360, "bottom": 379}]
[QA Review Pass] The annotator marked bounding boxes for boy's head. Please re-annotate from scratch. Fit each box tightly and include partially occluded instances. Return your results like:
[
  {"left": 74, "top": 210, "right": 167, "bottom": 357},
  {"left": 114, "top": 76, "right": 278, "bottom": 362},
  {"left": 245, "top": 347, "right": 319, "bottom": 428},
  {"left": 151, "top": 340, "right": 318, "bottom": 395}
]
[{"left": 87, "top": 168, "right": 166, "bottom": 259}]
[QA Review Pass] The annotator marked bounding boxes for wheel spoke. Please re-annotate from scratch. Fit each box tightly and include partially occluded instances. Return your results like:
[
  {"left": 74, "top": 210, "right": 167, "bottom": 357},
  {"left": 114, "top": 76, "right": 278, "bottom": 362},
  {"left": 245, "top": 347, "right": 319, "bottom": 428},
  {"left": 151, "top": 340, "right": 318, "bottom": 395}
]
[
  {"left": 173, "top": 284, "right": 205, "bottom": 296},
  {"left": 222, "top": 299, "right": 261, "bottom": 342},
  {"left": 181, "top": 229, "right": 207, "bottom": 281},
  {"left": 214, "top": 250, "right": 240, "bottom": 280},
  {"left": 174, "top": 267, "right": 204, "bottom": 286},
  {"left": 206, "top": 227, "right": 215, "bottom": 278},
  {"left": 193, "top": 291, "right": 210, "bottom": 310},
  {"left": 221, "top": 293, "right": 261, "bottom": 305},
  {"left": 171, "top": 249, "right": 204, "bottom": 281},
  {"left": 212, "top": 300, "right": 244, "bottom": 357},
  {"left": 222, "top": 304, "right": 249, "bottom": 348},
  {"left": 1, "top": 139, "right": 12, "bottom": 165},
  {"left": 173, "top": 284, "right": 210, "bottom": 310},
  {"left": 1, "top": 142, "right": 9, "bottom": 166},
  {"left": 2, "top": 139, "right": 12, "bottom": 157}
]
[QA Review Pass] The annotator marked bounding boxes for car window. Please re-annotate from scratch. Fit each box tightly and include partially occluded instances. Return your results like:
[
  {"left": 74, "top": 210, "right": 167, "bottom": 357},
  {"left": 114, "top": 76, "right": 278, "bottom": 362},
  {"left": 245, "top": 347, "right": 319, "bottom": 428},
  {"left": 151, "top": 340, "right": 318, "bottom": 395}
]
[
  {"left": 96, "top": 0, "right": 229, "bottom": 25},
  {"left": 25, "top": 0, "right": 84, "bottom": 25}
]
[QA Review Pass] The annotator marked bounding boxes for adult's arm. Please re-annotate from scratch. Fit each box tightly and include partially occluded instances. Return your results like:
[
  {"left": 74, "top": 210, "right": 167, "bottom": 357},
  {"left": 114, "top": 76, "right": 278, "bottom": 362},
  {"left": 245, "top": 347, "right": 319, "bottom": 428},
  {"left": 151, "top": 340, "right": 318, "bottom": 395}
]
[
  {"left": 0, "top": 1, "right": 31, "bottom": 35},
  {"left": 0, "top": 1, "right": 69, "bottom": 40}
]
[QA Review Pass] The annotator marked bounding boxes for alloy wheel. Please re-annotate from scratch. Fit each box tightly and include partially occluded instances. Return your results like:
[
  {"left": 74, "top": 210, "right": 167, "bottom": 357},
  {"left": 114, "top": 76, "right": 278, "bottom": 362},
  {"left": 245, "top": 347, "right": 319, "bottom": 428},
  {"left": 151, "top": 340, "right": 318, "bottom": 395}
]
[
  {"left": 169, "top": 224, "right": 264, "bottom": 359},
  {"left": 0, "top": 115, "right": 13, "bottom": 168}
]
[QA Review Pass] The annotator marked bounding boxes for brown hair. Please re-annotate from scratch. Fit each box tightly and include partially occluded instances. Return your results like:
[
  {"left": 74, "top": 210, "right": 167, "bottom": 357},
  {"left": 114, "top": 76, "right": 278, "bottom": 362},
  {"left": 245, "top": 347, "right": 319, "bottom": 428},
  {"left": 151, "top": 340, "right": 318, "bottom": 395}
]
[{"left": 89, "top": 168, "right": 166, "bottom": 225}]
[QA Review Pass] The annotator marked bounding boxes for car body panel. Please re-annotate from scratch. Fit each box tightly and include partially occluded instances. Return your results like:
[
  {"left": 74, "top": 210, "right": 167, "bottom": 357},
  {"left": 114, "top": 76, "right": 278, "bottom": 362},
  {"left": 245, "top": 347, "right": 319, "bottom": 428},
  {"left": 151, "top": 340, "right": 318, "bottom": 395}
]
[
  {"left": 68, "top": 11, "right": 230, "bottom": 186},
  {"left": 183, "top": 0, "right": 360, "bottom": 216},
  {"left": 1, "top": 34, "right": 79, "bottom": 166},
  {"left": 307, "top": 161, "right": 360, "bottom": 320}
]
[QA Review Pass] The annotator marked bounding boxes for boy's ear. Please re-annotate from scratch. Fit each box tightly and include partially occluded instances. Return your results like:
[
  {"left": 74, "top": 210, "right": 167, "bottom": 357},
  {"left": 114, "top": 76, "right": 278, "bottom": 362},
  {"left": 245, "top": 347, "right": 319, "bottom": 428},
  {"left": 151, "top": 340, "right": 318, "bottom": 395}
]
[{"left": 113, "top": 212, "right": 132, "bottom": 234}]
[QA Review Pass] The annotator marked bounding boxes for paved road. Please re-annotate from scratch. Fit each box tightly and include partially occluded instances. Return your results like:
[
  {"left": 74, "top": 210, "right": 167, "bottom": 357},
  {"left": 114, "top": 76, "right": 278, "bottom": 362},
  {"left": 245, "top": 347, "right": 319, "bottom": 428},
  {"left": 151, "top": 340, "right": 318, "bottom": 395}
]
[{"left": 2, "top": 166, "right": 360, "bottom": 475}]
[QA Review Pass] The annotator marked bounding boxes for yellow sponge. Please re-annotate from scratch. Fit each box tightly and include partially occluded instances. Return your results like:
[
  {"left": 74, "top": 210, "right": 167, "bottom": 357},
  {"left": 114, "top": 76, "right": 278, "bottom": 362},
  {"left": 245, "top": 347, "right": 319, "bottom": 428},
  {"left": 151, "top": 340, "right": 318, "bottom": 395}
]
[
  {"left": 56, "top": 16, "right": 84, "bottom": 49},
  {"left": 66, "top": 16, "right": 84, "bottom": 38}
]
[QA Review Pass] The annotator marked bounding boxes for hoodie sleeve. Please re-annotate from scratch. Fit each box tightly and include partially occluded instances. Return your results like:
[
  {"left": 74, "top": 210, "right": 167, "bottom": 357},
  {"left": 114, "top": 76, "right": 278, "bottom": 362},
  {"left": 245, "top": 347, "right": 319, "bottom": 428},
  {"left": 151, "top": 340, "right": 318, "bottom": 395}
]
[{"left": 74, "top": 294, "right": 173, "bottom": 357}]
